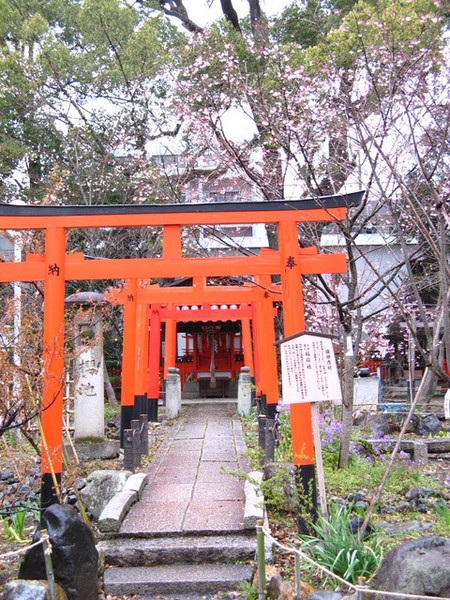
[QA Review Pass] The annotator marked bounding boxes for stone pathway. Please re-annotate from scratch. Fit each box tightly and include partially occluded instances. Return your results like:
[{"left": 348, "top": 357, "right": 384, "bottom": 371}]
[
  {"left": 103, "top": 402, "right": 255, "bottom": 598},
  {"left": 120, "top": 402, "right": 250, "bottom": 536}
]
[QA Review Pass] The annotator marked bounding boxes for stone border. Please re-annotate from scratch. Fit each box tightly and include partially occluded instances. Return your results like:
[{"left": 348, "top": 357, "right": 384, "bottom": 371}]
[
  {"left": 98, "top": 473, "right": 148, "bottom": 533},
  {"left": 65, "top": 440, "right": 120, "bottom": 461},
  {"left": 243, "top": 471, "right": 264, "bottom": 528},
  {"left": 365, "top": 436, "right": 450, "bottom": 464},
  {"left": 243, "top": 470, "right": 273, "bottom": 563}
]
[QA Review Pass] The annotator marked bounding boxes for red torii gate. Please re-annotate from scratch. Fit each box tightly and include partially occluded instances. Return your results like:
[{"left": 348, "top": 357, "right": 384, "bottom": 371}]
[
  {"left": 106, "top": 279, "right": 281, "bottom": 436},
  {"left": 0, "top": 192, "right": 362, "bottom": 510}
]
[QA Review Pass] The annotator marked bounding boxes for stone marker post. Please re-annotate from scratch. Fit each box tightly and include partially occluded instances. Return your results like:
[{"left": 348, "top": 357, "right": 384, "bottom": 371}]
[
  {"left": 65, "top": 292, "right": 107, "bottom": 442},
  {"left": 258, "top": 414, "right": 266, "bottom": 466},
  {"left": 166, "top": 367, "right": 181, "bottom": 419},
  {"left": 264, "top": 418, "right": 276, "bottom": 462},
  {"left": 238, "top": 366, "right": 252, "bottom": 416}
]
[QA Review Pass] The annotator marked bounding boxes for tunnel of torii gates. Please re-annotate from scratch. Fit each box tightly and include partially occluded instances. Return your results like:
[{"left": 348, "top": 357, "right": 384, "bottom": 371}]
[{"left": 0, "top": 191, "right": 363, "bottom": 510}]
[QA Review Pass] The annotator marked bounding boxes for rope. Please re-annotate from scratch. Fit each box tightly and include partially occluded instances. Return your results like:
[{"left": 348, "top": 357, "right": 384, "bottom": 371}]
[
  {"left": 261, "top": 526, "right": 450, "bottom": 600},
  {"left": 263, "top": 526, "right": 357, "bottom": 591},
  {"left": 0, "top": 539, "right": 43, "bottom": 560}
]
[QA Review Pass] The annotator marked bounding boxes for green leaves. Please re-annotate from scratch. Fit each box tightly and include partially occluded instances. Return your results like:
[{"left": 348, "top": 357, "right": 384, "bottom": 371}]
[
  {"left": 0, "top": 501, "right": 36, "bottom": 542},
  {"left": 0, "top": 0, "right": 186, "bottom": 204},
  {"left": 303, "top": 0, "right": 444, "bottom": 75},
  {"left": 300, "top": 502, "right": 383, "bottom": 583},
  {"left": 434, "top": 500, "right": 450, "bottom": 528},
  {"left": 78, "top": 0, "right": 137, "bottom": 46},
  {"left": 273, "top": 0, "right": 358, "bottom": 50}
]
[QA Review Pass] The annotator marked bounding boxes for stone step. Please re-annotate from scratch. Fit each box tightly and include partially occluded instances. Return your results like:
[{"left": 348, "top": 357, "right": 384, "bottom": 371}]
[
  {"left": 100, "top": 534, "right": 257, "bottom": 567},
  {"left": 384, "top": 385, "right": 445, "bottom": 395},
  {"left": 383, "top": 390, "right": 445, "bottom": 402},
  {"left": 103, "top": 563, "right": 254, "bottom": 597}
]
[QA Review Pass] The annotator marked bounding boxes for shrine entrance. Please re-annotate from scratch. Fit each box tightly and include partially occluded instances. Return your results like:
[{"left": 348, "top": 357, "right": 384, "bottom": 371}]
[
  {"left": 176, "top": 322, "right": 244, "bottom": 399},
  {"left": 0, "top": 192, "right": 363, "bottom": 519}
]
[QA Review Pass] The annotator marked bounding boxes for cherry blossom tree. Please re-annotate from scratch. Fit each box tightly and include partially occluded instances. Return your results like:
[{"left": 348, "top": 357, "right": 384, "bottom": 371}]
[{"left": 172, "top": 0, "right": 449, "bottom": 466}]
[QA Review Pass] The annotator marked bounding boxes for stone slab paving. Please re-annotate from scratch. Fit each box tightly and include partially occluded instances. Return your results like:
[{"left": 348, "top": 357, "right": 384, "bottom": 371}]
[
  {"left": 183, "top": 500, "right": 245, "bottom": 533},
  {"left": 120, "top": 402, "right": 248, "bottom": 536}
]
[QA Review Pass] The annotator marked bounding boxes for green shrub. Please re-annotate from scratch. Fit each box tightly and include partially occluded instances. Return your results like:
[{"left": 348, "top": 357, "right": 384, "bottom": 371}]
[
  {"left": 434, "top": 500, "right": 450, "bottom": 527},
  {"left": 299, "top": 502, "right": 383, "bottom": 584},
  {"left": 104, "top": 402, "right": 121, "bottom": 422},
  {"left": 0, "top": 501, "right": 36, "bottom": 542}
]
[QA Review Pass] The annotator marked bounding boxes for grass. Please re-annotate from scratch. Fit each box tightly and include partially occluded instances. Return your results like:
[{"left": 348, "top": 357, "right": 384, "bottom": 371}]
[
  {"left": 239, "top": 580, "right": 258, "bottom": 600},
  {"left": 323, "top": 455, "right": 441, "bottom": 498},
  {"left": 104, "top": 402, "right": 121, "bottom": 423},
  {"left": 0, "top": 501, "right": 38, "bottom": 543}
]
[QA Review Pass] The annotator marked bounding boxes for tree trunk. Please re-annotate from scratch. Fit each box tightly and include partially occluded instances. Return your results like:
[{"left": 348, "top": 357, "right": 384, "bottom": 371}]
[
  {"left": 220, "top": 0, "right": 241, "bottom": 31},
  {"left": 338, "top": 333, "right": 355, "bottom": 468},
  {"left": 415, "top": 368, "right": 437, "bottom": 407},
  {"left": 104, "top": 363, "right": 118, "bottom": 408},
  {"left": 415, "top": 297, "right": 449, "bottom": 405}
]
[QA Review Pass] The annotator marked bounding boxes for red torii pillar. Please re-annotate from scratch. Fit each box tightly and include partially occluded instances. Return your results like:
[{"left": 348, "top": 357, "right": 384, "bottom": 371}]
[
  {"left": 279, "top": 221, "right": 318, "bottom": 531},
  {"left": 119, "top": 280, "right": 138, "bottom": 446},
  {"left": 251, "top": 309, "right": 261, "bottom": 401},
  {"left": 241, "top": 312, "right": 254, "bottom": 380},
  {"left": 254, "top": 278, "right": 279, "bottom": 412},
  {"left": 162, "top": 225, "right": 181, "bottom": 390},
  {"left": 148, "top": 305, "right": 161, "bottom": 421},
  {"left": 134, "top": 301, "right": 149, "bottom": 419},
  {"left": 41, "top": 227, "right": 66, "bottom": 506},
  {"left": 163, "top": 309, "right": 177, "bottom": 381}
]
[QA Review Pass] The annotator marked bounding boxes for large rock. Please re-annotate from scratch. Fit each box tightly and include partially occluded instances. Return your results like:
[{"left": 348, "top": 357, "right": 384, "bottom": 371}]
[
  {"left": 373, "top": 520, "right": 432, "bottom": 535},
  {"left": 400, "top": 414, "right": 442, "bottom": 436},
  {"left": 416, "top": 415, "right": 442, "bottom": 436},
  {"left": 19, "top": 504, "right": 98, "bottom": 600},
  {"left": 363, "top": 413, "right": 399, "bottom": 437},
  {"left": 80, "top": 469, "right": 132, "bottom": 519},
  {"left": 400, "top": 413, "right": 420, "bottom": 434},
  {"left": 372, "top": 536, "right": 450, "bottom": 599},
  {"left": 4, "top": 580, "right": 67, "bottom": 600}
]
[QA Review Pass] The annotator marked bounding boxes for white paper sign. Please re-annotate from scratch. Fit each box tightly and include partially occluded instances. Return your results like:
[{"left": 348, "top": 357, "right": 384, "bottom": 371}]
[
  {"left": 280, "top": 333, "right": 342, "bottom": 404},
  {"left": 445, "top": 389, "right": 450, "bottom": 420}
]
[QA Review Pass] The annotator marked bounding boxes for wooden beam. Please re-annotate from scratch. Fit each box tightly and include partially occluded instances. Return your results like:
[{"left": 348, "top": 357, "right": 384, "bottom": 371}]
[
  {"left": 0, "top": 251, "right": 346, "bottom": 283},
  {"left": 160, "top": 307, "right": 253, "bottom": 321}
]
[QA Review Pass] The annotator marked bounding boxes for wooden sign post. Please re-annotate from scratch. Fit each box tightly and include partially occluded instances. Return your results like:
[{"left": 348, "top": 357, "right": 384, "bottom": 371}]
[{"left": 277, "top": 331, "right": 342, "bottom": 522}]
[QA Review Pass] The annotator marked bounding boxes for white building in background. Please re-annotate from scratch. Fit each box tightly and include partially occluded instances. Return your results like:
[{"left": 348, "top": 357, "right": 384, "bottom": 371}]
[
  {"left": 150, "top": 142, "right": 269, "bottom": 254},
  {"left": 0, "top": 234, "right": 14, "bottom": 261},
  {"left": 320, "top": 223, "right": 418, "bottom": 318}
]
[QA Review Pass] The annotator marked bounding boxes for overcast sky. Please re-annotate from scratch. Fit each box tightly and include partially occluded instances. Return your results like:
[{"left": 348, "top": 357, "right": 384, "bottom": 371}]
[{"left": 186, "top": 0, "right": 290, "bottom": 27}]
